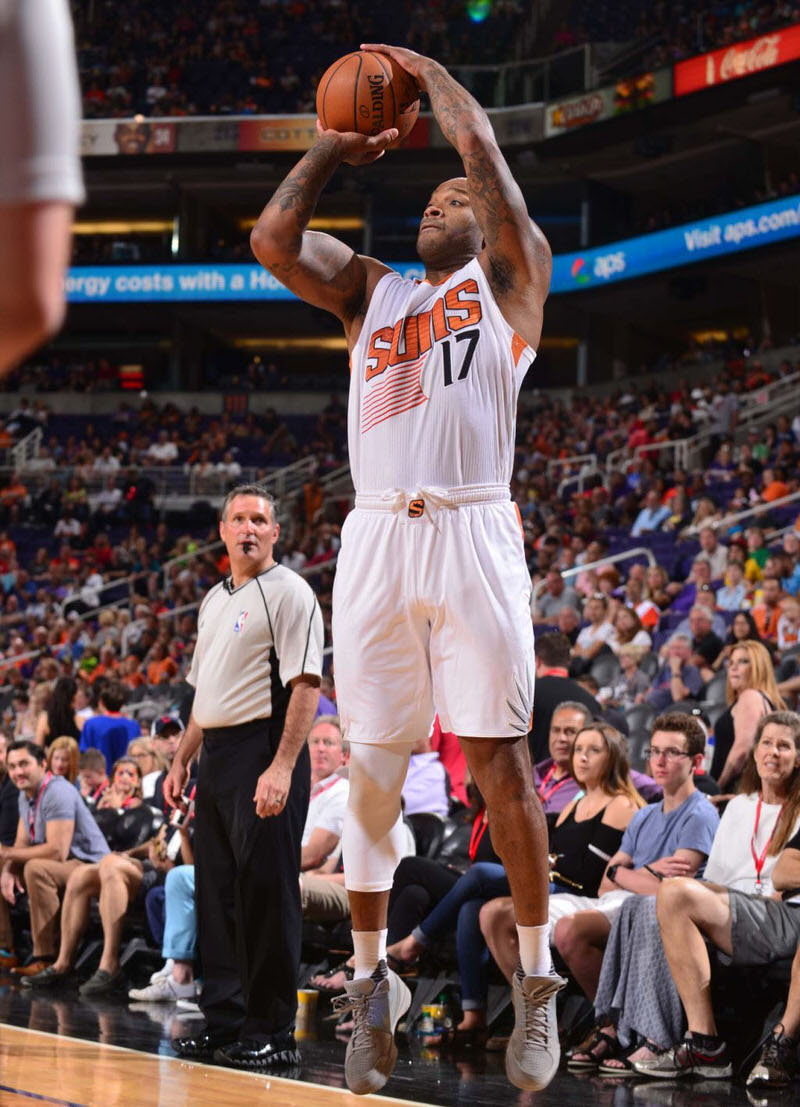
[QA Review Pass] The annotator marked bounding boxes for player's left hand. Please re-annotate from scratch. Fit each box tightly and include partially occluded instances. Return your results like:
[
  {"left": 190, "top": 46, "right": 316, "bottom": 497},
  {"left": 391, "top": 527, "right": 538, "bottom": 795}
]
[
  {"left": 359, "top": 43, "right": 430, "bottom": 89},
  {"left": 254, "top": 762, "right": 292, "bottom": 818}
]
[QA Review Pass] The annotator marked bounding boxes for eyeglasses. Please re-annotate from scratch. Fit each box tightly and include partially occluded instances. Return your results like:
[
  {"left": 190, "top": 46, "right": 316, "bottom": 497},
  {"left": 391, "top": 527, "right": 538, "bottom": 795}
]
[{"left": 643, "top": 747, "right": 691, "bottom": 762}]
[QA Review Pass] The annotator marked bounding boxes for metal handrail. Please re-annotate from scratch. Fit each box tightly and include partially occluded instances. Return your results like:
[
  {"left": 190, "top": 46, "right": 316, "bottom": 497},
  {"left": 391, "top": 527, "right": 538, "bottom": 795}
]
[
  {"left": 547, "top": 454, "right": 597, "bottom": 477},
  {"left": 557, "top": 464, "right": 602, "bottom": 498},
  {"left": 683, "top": 490, "right": 800, "bottom": 537},
  {"left": 532, "top": 547, "right": 657, "bottom": 602}
]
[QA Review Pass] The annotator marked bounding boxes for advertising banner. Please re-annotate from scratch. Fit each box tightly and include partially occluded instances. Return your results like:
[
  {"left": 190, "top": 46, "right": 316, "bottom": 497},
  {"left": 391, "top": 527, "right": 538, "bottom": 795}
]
[
  {"left": 66, "top": 195, "right": 800, "bottom": 302},
  {"left": 674, "top": 22, "right": 800, "bottom": 96},
  {"left": 544, "top": 67, "right": 671, "bottom": 137}
]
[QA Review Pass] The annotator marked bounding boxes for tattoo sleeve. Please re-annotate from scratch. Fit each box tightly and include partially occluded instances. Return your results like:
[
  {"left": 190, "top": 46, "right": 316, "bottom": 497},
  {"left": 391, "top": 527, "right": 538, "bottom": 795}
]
[{"left": 257, "top": 136, "right": 343, "bottom": 259}]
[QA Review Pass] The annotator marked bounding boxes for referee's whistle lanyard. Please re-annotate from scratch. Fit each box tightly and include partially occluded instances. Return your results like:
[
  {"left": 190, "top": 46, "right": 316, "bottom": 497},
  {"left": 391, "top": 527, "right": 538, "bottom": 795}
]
[
  {"left": 751, "top": 794, "right": 782, "bottom": 895},
  {"left": 28, "top": 771, "right": 53, "bottom": 841}
]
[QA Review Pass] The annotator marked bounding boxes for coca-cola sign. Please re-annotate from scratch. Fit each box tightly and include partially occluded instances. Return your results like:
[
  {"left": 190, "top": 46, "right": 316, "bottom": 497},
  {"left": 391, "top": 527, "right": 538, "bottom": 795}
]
[{"left": 674, "top": 22, "right": 800, "bottom": 96}]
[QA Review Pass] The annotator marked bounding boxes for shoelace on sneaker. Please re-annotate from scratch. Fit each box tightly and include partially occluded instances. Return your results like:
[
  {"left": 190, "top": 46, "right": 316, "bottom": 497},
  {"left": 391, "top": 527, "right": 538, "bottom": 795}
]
[
  {"left": 522, "top": 979, "right": 560, "bottom": 1044},
  {"left": 332, "top": 992, "right": 372, "bottom": 1050}
]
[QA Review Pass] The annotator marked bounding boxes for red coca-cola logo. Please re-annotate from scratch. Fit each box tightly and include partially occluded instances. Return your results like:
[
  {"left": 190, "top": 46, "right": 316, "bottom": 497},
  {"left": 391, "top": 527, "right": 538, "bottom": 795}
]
[{"left": 719, "top": 34, "right": 781, "bottom": 80}]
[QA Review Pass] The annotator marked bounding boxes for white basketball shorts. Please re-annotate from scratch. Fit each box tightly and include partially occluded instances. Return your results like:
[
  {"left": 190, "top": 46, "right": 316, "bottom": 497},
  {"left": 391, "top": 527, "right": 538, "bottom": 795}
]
[{"left": 332, "top": 485, "right": 535, "bottom": 745}]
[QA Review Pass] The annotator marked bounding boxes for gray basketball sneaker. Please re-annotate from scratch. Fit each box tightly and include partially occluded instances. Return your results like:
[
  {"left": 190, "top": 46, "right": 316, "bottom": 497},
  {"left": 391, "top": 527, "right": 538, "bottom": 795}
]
[
  {"left": 332, "top": 960, "right": 411, "bottom": 1095},
  {"left": 505, "top": 966, "right": 566, "bottom": 1091}
]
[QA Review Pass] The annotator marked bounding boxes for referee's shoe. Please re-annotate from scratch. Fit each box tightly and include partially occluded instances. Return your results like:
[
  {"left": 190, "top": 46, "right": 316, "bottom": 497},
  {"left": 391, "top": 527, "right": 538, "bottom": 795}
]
[{"left": 214, "top": 1030, "right": 301, "bottom": 1072}]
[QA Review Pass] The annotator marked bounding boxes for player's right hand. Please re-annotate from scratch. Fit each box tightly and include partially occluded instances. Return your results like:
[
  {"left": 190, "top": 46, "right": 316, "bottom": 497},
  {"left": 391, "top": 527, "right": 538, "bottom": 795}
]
[
  {"left": 163, "top": 762, "right": 189, "bottom": 810},
  {"left": 316, "top": 120, "right": 399, "bottom": 166}
]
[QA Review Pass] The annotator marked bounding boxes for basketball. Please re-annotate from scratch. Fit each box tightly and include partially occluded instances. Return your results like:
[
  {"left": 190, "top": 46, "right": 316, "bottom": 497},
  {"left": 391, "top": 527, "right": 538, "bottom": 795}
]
[{"left": 316, "top": 51, "right": 420, "bottom": 145}]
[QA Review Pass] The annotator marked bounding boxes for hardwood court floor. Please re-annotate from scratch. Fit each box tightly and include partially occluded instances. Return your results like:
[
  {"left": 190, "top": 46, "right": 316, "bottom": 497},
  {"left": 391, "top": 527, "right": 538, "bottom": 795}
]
[{"left": 0, "top": 985, "right": 785, "bottom": 1107}]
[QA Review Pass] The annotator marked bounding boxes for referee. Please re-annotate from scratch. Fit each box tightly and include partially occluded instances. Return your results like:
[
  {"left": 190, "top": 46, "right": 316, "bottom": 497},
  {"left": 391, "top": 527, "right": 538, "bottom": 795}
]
[{"left": 165, "top": 484, "right": 323, "bottom": 1071}]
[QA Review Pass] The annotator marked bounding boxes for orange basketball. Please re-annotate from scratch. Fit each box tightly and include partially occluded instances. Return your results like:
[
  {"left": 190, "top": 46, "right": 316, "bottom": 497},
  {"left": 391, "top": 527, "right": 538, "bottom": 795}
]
[{"left": 316, "top": 51, "right": 420, "bottom": 146}]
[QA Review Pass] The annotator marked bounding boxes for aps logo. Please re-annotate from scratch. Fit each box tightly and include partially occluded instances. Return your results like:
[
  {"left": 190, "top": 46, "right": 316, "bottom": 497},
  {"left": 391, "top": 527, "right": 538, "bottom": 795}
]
[
  {"left": 571, "top": 251, "right": 627, "bottom": 285},
  {"left": 571, "top": 257, "right": 590, "bottom": 285}
]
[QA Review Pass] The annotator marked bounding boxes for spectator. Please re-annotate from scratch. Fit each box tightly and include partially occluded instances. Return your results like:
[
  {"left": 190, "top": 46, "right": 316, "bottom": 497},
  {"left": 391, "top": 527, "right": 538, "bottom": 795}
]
[
  {"left": 646, "top": 637, "right": 705, "bottom": 710},
  {"left": 550, "top": 713, "right": 717, "bottom": 996},
  {"left": 711, "top": 639, "right": 786, "bottom": 791},
  {"left": 78, "top": 681, "right": 141, "bottom": 773},
  {"left": 534, "top": 701, "right": 594, "bottom": 819},
  {"left": 778, "top": 597, "right": 800, "bottom": 652},
  {"left": 127, "top": 736, "right": 165, "bottom": 801},
  {"left": 532, "top": 570, "right": 580, "bottom": 626},
  {"left": 668, "top": 559, "right": 716, "bottom": 615},
  {"left": 695, "top": 526, "right": 728, "bottom": 580},
  {"left": 752, "top": 575, "right": 785, "bottom": 643},
  {"left": 0, "top": 732, "right": 18, "bottom": 848},
  {"left": 631, "top": 491, "right": 669, "bottom": 537},
  {"left": 603, "top": 645, "right": 651, "bottom": 711},
  {"left": 76, "top": 748, "right": 109, "bottom": 808},
  {"left": 716, "top": 560, "right": 749, "bottom": 612},
  {"left": 128, "top": 857, "right": 199, "bottom": 1004},
  {"left": 300, "top": 716, "right": 348, "bottom": 872},
  {"left": 572, "top": 594, "right": 615, "bottom": 672},
  {"left": 637, "top": 713, "right": 800, "bottom": 1079},
  {"left": 528, "top": 633, "right": 602, "bottom": 763},
  {"left": 684, "top": 606, "right": 723, "bottom": 681},
  {"left": 745, "top": 526, "right": 770, "bottom": 584},
  {"left": 34, "top": 675, "right": 80, "bottom": 747},
  {"left": 645, "top": 565, "right": 672, "bottom": 611},
  {"left": 402, "top": 733, "right": 449, "bottom": 819},
  {"left": 607, "top": 607, "right": 651, "bottom": 657},
  {"left": 0, "top": 741, "right": 108, "bottom": 976},
  {"left": 46, "top": 736, "right": 79, "bottom": 784}
]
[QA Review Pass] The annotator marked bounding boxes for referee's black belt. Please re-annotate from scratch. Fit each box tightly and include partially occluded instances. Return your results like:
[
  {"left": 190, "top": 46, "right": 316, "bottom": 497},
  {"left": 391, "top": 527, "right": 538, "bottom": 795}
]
[{"left": 203, "top": 716, "right": 273, "bottom": 750}]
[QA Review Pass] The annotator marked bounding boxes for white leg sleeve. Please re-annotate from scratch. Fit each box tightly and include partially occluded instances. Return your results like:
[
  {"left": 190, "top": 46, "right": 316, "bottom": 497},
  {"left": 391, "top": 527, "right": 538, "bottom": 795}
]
[{"left": 342, "top": 740, "right": 412, "bottom": 893}]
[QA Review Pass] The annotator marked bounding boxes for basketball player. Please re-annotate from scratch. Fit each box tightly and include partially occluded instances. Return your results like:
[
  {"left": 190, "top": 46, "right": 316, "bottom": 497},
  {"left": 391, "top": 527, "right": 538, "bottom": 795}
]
[
  {"left": 251, "top": 44, "right": 561, "bottom": 1094},
  {"left": 0, "top": 0, "right": 83, "bottom": 375}
]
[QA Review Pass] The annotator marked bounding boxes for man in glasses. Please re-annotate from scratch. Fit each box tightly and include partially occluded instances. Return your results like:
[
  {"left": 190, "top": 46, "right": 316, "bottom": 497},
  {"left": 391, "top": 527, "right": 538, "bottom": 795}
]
[{"left": 549, "top": 714, "right": 718, "bottom": 1001}]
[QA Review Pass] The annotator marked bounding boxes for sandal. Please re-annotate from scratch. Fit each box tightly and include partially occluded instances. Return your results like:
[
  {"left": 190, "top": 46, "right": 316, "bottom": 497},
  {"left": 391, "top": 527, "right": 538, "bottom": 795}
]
[
  {"left": 567, "top": 1026, "right": 621, "bottom": 1070},
  {"left": 599, "top": 1041, "right": 666, "bottom": 1077},
  {"left": 308, "top": 961, "right": 353, "bottom": 996}
]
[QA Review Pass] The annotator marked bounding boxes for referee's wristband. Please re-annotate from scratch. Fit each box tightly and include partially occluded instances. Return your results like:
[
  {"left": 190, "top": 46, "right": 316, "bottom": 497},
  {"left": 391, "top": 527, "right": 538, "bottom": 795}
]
[{"left": 644, "top": 864, "right": 664, "bottom": 881}]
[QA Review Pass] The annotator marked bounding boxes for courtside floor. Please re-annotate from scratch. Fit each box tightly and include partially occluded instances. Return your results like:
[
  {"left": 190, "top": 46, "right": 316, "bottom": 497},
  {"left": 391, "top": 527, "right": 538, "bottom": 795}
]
[{"left": 0, "top": 987, "right": 783, "bottom": 1106}]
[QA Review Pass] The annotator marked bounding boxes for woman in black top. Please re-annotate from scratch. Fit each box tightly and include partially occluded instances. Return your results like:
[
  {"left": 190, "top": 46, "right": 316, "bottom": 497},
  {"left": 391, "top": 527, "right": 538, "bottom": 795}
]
[
  {"left": 34, "top": 676, "right": 81, "bottom": 747},
  {"left": 711, "top": 639, "right": 785, "bottom": 790},
  {"left": 712, "top": 610, "right": 774, "bottom": 671}
]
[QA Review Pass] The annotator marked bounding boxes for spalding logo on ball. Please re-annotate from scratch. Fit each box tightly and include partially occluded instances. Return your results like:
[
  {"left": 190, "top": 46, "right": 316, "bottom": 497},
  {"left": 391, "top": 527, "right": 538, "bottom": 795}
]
[{"left": 316, "top": 51, "right": 420, "bottom": 146}]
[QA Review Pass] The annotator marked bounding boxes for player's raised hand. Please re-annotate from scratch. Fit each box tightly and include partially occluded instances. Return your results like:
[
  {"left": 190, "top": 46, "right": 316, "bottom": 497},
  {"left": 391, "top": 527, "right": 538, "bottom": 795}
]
[
  {"left": 315, "top": 119, "right": 399, "bottom": 166},
  {"left": 359, "top": 43, "right": 430, "bottom": 88}
]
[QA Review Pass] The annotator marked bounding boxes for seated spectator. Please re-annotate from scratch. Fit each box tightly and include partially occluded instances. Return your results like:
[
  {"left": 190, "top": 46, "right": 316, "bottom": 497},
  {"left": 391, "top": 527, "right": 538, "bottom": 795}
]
[
  {"left": 528, "top": 633, "right": 602, "bottom": 763},
  {"left": 683, "top": 606, "right": 723, "bottom": 682},
  {"left": 622, "top": 573, "right": 660, "bottom": 631},
  {"left": 711, "top": 639, "right": 786, "bottom": 791},
  {"left": 712, "top": 610, "right": 772, "bottom": 671},
  {"left": 94, "top": 757, "right": 143, "bottom": 815},
  {"left": 24, "top": 793, "right": 191, "bottom": 996},
  {"left": 547, "top": 714, "right": 717, "bottom": 1005},
  {"left": 46, "top": 736, "right": 79, "bottom": 784},
  {"left": 716, "top": 560, "right": 750, "bottom": 612},
  {"left": 535, "top": 701, "right": 594, "bottom": 818},
  {"left": 745, "top": 525, "right": 770, "bottom": 584},
  {"left": 602, "top": 645, "right": 651, "bottom": 711},
  {"left": 301, "top": 716, "right": 348, "bottom": 873},
  {"left": 532, "top": 569, "right": 579, "bottom": 626},
  {"left": 557, "top": 606, "right": 581, "bottom": 644},
  {"left": 778, "top": 597, "right": 800, "bottom": 652},
  {"left": 0, "top": 732, "right": 18, "bottom": 848},
  {"left": 127, "top": 736, "right": 165, "bottom": 801},
  {"left": 402, "top": 733, "right": 449, "bottom": 819},
  {"left": 572, "top": 594, "right": 615, "bottom": 674},
  {"left": 631, "top": 490, "right": 670, "bottom": 537},
  {"left": 646, "top": 637, "right": 705, "bottom": 710},
  {"left": 128, "top": 856, "right": 198, "bottom": 1004},
  {"left": 607, "top": 607, "right": 651, "bottom": 657},
  {"left": 645, "top": 565, "right": 672, "bottom": 611},
  {"left": 746, "top": 939, "right": 800, "bottom": 1089},
  {"left": 667, "top": 558, "right": 717, "bottom": 615},
  {"left": 752, "top": 575, "right": 784, "bottom": 643},
  {"left": 0, "top": 741, "right": 108, "bottom": 975},
  {"left": 695, "top": 526, "right": 728, "bottom": 580},
  {"left": 578, "top": 710, "right": 800, "bottom": 1074},
  {"left": 79, "top": 681, "right": 141, "bottom": 773},
  {"left": 633, "top": 712, "right": 800, "bottom": 1078},
  {"left": 34, "top": 676, "right": 81, "bottom": 747},
  {"left": 77, "top": 748, "right": 109, "bottom": 809}
]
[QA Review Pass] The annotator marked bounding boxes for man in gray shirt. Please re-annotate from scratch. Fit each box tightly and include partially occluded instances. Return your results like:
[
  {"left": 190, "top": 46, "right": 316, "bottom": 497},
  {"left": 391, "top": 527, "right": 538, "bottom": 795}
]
[
  {"left": 0, "top": 740, "right": 107, "bottom": 976},
  {"left": 532, "top": 570, "right": 580, "bottom": 626}
]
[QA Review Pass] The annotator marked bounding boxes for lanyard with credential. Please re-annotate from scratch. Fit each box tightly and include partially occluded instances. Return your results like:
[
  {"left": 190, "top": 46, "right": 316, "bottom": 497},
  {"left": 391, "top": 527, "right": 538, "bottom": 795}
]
[
  {"left": 751, "top": 795, "right": 782, "bottom": 895},
  {"left": 28, "top": 771, "right": 53, "bottom": 841},
  {"left": 538, "top": 766, "right": 571, "bottom": 806}
]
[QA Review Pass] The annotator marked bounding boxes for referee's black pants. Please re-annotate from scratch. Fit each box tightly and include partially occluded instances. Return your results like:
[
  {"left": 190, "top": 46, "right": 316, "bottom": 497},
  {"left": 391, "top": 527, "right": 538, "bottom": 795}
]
[{"left": 195, "top": 717, "right": 310, "bottom": 1044}]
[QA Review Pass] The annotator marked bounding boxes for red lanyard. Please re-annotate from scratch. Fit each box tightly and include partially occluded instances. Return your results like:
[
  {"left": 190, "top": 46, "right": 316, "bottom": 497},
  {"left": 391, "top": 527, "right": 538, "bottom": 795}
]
[
  {"left": 28, "top": 772, "right": 53, "bottom": 840},
  {"left": 468, "top": 810, "right": 489, "bottom": 862},
  {"left": 751, "top": 795, "right": 782, "bottom": 894},
  {"left": 538, "top": 766, "right": 571, "bottom": 805},
  {"left": 311, "top": 776, "right": 340, "bottom": 800}
]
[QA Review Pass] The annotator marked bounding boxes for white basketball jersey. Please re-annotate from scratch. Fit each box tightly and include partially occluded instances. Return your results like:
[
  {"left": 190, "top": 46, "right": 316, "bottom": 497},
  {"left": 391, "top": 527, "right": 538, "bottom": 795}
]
[{"left": 348, "top": 257, "right": 536, "bottom": 494}]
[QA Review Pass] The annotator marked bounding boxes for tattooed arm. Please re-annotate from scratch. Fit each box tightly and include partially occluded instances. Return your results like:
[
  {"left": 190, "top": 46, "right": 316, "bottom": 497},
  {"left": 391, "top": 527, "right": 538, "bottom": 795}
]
[
  {"left": 250, "top": 126, "right": 396, "bottom": 337},
  {"left": 362, "top": 45, "right": 551, "bottom": 347}
]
